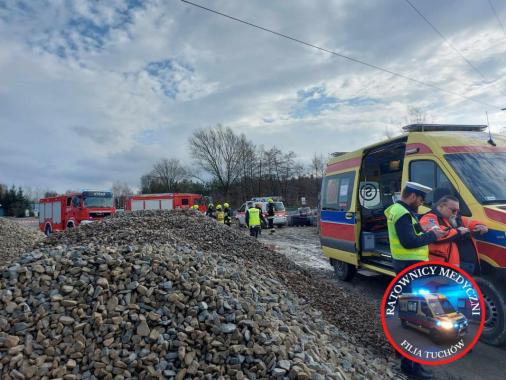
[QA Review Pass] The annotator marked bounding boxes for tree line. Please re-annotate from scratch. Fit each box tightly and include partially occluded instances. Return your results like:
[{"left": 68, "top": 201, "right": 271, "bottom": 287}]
[
  {"left": 140, "top": 124, "right": 327, "bottom": 208},
  {"left": 0, "top": 185, "right": 33, "bottom": 217}
]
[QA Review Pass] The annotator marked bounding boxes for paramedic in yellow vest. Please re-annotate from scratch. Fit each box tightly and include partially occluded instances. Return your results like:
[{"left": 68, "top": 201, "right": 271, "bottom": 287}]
[
  {"left": 215, "top": 204, "right": 225, "bottom": 223},
  {"left": 246, "top": 203, "right": 265, "bottom": 238},
  {"left": 384, "top": 181, "right": 446, "bottom": 379}
]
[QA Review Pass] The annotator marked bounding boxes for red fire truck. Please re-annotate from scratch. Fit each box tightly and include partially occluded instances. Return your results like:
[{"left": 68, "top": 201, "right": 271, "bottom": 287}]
[
  {"left": 39, "top": 191, "right": 115, "bottom": 236},
  {"left": 125, "top": 193, "right": 208, "bottom": 212}
]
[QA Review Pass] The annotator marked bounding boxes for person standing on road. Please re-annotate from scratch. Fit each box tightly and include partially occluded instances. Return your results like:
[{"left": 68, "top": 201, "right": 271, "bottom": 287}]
[
  {"left": 223, "top": 202, "right": 232, "bottom": 226},
  {"left": 420, "top": 195, "right": 487, "bottom": 274},
  {"left": 384, "top": 181, "right": 447, "bottom": 379},
  {"left": 267, "top": 198, "right": 275, "bottom": 234},
  {"left": 246, "top": 203, "right": 265, "bottom": 238}
]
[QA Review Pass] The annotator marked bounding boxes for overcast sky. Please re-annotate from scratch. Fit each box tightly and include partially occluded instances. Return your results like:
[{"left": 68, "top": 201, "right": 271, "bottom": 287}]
[{"left": 1, "top": 0, "right": 506, "bottom": 194}]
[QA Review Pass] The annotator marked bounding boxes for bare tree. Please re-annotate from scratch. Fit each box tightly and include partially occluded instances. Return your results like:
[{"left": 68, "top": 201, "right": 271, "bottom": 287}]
[
  {"left": 310, "top": 153, "right": 326, "bottom": 179},
  {"left": 112, "top": 181, "right": 133, "bottom": 209},
  {"left": 151, "top": 158, "right": 187, "bottom": 192},
  {"left": 189, "top": 125, "right": 254, "bottom": 198},
  {"left": 310, "top": 153, "right": 326, "bottom": 195},
  {"left": 406, "top": 106, "right": 428, "bottom": 124}
]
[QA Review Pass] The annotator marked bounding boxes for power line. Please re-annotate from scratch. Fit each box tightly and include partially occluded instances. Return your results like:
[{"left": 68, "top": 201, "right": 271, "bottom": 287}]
[
  {"left": 403, "top": 0, "right": 489, "bottom": 82},
  {"left": 181, "top": 0, "right": 500, "bottom": 110},
  {"left": 488, "top": 0, "right": 506, "bottom": 37}
]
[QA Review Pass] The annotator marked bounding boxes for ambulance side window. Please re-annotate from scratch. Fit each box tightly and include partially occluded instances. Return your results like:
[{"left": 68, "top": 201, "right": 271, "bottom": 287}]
[
  {"left": 407, "top": 301, "right": 417, "bottom": 313},
  {"left": 322, "top": 171, "right": 355, "bottom": 211}
]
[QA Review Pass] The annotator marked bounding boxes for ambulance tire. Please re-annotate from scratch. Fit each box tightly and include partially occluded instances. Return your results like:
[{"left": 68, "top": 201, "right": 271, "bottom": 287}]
[
  {"left": 430, "top": 329, "right": 444, "bottom": 344},
  {"left": 332, "top": 259, "right": 356, "bottom": 282},
  {"left": 401, "top": 319, "right": 408, "bottom": 328},
  {"left": 475, "top": 276, "right": 506, "bottom": 346},
  {"left": 44, "top": 224, "right": 52, "bottom": 237}
]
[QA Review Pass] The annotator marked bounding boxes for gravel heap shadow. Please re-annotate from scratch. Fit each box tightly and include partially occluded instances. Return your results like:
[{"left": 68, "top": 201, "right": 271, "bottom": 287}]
[
  {"left": 0, "top": 218, "right": 44, "bottom": 266},
  {"left": 0, "top": 210, "right": 400, "bottom": 379}
]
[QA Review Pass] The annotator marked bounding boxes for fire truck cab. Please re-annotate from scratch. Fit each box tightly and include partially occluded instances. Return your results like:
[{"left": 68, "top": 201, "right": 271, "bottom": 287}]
[{"left": 39, "top": 191, "right": 115, "bottom": 236}]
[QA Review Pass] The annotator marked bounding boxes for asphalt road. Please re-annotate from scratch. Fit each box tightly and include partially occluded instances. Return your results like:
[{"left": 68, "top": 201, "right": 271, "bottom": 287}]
[{"left": 253, "top": 225, "right": 506, "bottom": 380}]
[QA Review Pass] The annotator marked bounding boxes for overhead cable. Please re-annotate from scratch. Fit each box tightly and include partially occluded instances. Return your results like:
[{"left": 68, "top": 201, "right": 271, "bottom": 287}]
[{"left": 181, "top": 0, "right": 501, "bottom": 109}]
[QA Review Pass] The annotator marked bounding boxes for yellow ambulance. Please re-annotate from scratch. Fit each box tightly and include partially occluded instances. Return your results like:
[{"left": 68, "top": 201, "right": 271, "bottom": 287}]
[{"left": 320, "top": 124, "right": 506, "bottom": 345}]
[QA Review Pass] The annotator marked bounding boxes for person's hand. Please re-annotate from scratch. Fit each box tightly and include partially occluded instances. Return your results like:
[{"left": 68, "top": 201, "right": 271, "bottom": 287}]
[
  {"left": 458, "top": 227, "right": 470, "bottom": 235},
  {"left": 474, "top": 225, "right": 488, "bottom": 234},
  {"left": 433, "top": 228, "right": 448, "bottom": 239}
]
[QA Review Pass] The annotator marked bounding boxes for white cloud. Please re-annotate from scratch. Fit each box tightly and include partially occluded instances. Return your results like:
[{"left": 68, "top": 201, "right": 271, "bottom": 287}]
[{"left": 1, "top": 0, "right": 506, "bottom": 193}]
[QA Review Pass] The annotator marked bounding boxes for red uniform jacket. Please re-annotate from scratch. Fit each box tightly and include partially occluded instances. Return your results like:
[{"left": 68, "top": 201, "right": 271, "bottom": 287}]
[{"left": 420, "top": 210, "right": 482, "bottom": 266}]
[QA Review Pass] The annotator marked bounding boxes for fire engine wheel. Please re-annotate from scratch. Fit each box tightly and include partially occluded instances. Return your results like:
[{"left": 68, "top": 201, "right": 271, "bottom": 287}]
[
  {"left": 475, "top": 276, "right": 506, "bottom": 346},
  {"left": 331, "top": 259, "right": 356, "bottom": 282},
  {"left": 44, "top": 224, "right": 52, "bottom": 237}
]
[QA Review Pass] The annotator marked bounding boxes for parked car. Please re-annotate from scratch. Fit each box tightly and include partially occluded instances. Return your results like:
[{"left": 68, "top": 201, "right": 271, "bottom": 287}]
[{"left": 290, "top": 207, "right": 313, "bottom": 226}]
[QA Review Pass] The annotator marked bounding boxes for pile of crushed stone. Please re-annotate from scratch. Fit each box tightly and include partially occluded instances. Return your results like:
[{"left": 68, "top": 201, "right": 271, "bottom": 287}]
[
  {"left": 0, "top": 210, "right": 401, "bottom": 379},
  {"left": 0, "top": 218, "right": 44, "bottom": 266}
]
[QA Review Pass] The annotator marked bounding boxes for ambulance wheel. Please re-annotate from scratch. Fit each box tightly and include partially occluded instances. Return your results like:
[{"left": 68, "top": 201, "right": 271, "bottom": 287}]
[
  {"left": 401, "top": 319, "right": 408, "bottom": 328},
  {"left": 475, "top": 276, "right": 506, "bottom": 346},
  {"left": 430, "top": 329, "right": 444, "bottom": 344},
  {"left": 44, "top": 224, "right": 52, "bottom": 237},
  {"left": 235, "top": 219, "right": 242, "bottom": 228},
  {"left": 332, "top": 259, "right": 356, "bottom": 282}
]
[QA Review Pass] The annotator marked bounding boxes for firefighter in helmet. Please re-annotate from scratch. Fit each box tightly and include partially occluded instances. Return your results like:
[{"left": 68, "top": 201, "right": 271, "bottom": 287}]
[
  {"left": 246, "top": 202, "right": 266, "bottom": 238},
  {"left": 223, "top": 202, "right": 232, "bottom": 226},
  {"left": 215, "top": 204, "right": 225, "bottom": 223},
  {"left": 267, "top": 198, "right": 275, "bottom": 234},
  {"left": 206, "top": 203, "right": 216, "bottom": 219}
]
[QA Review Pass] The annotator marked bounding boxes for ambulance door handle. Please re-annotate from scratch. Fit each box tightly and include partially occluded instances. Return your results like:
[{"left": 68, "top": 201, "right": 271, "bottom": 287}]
[{"left": 345, "top": 212, "right": 353, "bottom": 220}]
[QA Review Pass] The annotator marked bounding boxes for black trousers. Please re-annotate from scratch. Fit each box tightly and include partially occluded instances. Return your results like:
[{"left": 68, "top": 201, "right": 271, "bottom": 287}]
[
  {"left": 268, "top": 217, "right": 274, "bottom": 229},
  {"left": 249, "top": 226, "right": 260, "bottom": 238}
]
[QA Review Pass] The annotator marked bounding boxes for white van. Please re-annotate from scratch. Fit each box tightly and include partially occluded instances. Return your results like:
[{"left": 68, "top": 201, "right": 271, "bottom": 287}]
[{"left": 235, "top": 200, "right": 288, "bottom": 228}]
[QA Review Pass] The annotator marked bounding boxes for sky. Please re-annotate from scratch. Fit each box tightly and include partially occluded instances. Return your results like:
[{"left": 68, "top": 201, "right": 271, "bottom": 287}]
[{"left": 1, "top": 0, "right": 506, "bottom": 194}]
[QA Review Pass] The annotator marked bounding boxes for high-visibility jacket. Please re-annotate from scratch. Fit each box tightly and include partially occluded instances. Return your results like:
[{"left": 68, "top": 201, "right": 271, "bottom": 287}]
[
  {"left": 385, "top": 203, "right": 429, "bottom": 261},
  {"left": 216, "top": 210, "right": 225, "bottom": 223},
  {"left": 247, "top": 207, "right": 261, "bottom": 227},
  {"left": 420, "top": 210, "right": 482, "bottom": 266},
  {"left": 223, "top": 208, "right": 231, "bottom": 224}
]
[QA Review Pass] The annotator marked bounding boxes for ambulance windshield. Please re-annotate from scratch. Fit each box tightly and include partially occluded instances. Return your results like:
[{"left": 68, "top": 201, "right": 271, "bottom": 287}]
[
  {"left": 445, "top": 153, "right": 506, "bottom": 204},
  {"left": 429, "top": 298, "right": 456, "bottom": 316}
]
